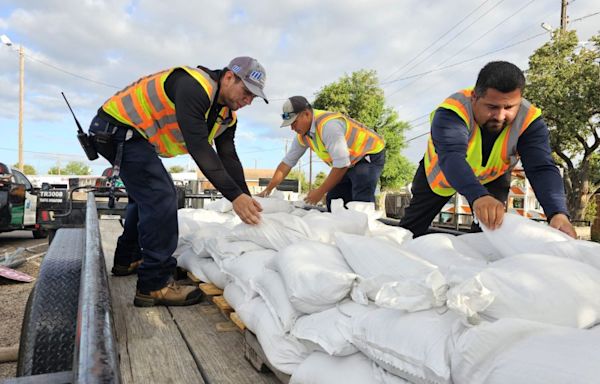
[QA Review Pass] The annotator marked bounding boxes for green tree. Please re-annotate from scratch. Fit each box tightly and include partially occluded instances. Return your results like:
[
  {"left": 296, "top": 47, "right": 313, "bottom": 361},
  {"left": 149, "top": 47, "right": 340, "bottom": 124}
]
[
  {"left": 13, "top": 163, "right": 36, "bottom": 175},
  {"left": 312, "top": 69, "right": 415, "bottom": 190},
  {"left": 48, "top": 161, "right": 91, "bottom": 175},
  {"left": 525, "top": 30, "right": 600, "bottom": 221},
  {"left": 168, "top": 165, "right": 185, "bottom": 173},
  {"left": 313, "top": 171, "right": 327, "bottom": 189},
  {"left": 287, "top": 169, "right": 309, "bottom": 193}
]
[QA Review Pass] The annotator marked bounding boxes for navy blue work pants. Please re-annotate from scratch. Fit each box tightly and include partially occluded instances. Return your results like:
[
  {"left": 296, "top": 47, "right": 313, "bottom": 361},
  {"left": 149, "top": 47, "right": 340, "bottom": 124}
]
[
  {"left": 326, "top": 150, "right": 386, "bottom": 211},
  {"left": 89, "top": 115, "right": 178, "bottom": 293},
  {"left": 399, "top": 160, "right": 511, "bottom": 237}
]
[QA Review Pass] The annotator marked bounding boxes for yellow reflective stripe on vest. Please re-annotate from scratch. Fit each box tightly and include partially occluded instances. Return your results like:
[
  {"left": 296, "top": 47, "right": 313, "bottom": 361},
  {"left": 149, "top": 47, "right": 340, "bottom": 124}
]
[
  {"left": 424, "top": 88, "right": 541, "bottom": 196},
  {"left": 101, "top": 66, "right": 236, "bottom": 157},
  {"left": 298, "top": 110, "right": 384, "bottom": 167}
]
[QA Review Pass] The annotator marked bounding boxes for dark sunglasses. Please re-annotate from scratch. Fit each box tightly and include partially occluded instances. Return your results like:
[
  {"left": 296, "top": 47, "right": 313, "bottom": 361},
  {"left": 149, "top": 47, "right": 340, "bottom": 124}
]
[{"left": 281, "top": 112, "right": 297, "bottom": 120}]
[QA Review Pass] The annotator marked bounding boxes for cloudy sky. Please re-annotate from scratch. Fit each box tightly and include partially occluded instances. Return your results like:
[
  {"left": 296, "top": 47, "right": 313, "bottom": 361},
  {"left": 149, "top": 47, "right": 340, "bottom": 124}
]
[{"left": 0, "top": 0, "right": 598, "bottom": 177}]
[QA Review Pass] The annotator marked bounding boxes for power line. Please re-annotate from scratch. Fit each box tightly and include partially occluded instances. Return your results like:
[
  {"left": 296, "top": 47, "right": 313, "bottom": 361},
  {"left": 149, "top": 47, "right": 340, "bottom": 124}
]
[
  {"left": 20, "top": 51, "right": 121, "bottom": 89},
  {"left": 382, "top": 30, "right": 548, "bottom": 85},
  {"left": 381, "top": 0, "right": 494, "bottom": 82},
  {"left": 381, "top": 0, "right": 506, "bottom": 87}
]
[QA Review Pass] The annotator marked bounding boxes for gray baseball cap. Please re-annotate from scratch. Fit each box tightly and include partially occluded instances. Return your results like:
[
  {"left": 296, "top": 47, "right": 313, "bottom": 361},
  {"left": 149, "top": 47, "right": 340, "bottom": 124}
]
[
  {"left": 280, "top": 96, "right": 311, "bottom": 127},
  {"left": 227, "top": 56, "right": 268, "bottom": 103}
]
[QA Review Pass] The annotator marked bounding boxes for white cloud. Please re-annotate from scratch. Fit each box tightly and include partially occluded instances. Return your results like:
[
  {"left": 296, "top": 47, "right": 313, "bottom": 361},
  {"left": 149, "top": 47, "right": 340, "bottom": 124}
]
[{"left": 0, "top": 0, "right": 598, "bottom": 174}]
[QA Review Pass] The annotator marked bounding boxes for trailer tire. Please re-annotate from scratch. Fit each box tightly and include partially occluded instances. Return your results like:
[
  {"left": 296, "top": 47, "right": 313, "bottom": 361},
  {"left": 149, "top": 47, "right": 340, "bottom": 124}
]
[
  {"left": 16, "top": 228, "right": 85, "bottom": 377},
  {"left": 31, "top": 228, "right": 48, "bottom": 239}
]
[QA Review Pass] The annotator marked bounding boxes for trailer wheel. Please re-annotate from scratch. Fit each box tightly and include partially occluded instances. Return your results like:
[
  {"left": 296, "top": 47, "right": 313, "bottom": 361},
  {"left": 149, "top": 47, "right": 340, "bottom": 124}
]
[
  {"left": 31, "top": 228, "right": 48, "bottom": 239},
  {"left": 17, "top": 228, "right": 84, "bottom": 376}
]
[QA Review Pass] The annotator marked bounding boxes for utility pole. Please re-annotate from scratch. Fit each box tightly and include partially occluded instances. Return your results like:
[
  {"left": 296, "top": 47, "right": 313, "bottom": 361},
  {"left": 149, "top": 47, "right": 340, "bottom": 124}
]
[
  {"left": 18, "top": 44, "right": 24, "bottom": 172},
  {"left": 308, "top": 151, "right": 313, "bottom": 190},
  {"left": 560, "top": 0, "right": 568, "bottom": 31}
]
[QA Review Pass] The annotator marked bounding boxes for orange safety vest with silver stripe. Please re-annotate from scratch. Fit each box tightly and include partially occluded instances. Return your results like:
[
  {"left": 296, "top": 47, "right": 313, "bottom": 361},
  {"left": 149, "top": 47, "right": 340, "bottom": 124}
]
[
  {"left": 101, "top": 66, "right": 237, "bottom": 158},
  {"left": 424, "top": 88, "right": 542, "bottom": 196},
  {"left": 296, "top": 110, "right": 385, "bottom": 167}
]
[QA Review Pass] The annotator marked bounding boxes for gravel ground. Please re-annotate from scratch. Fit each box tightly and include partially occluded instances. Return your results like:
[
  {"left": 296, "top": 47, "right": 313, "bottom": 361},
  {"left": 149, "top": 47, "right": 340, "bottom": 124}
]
[{"left": 0, "top": 256, "right": 42, "bottom": 379}]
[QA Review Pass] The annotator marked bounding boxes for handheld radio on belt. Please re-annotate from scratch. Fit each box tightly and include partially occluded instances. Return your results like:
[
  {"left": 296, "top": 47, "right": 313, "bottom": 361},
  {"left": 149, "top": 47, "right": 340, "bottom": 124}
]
[{"left": 61, "top": 92, "right": 99, "bottom": 161}]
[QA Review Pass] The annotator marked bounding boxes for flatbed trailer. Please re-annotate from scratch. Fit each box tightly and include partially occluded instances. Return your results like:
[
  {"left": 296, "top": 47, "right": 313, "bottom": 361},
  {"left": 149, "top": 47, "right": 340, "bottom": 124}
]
[{"left": 6, "top": 194, "right": 464, "bottom": 384}]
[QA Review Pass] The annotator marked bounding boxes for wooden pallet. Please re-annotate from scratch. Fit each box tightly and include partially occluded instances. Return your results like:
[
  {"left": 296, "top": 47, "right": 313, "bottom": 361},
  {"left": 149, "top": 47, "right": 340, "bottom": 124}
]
[
  {"left": 230, "top": 312, "right": 246, "bottom": 333},
  {"left": 199, "top": 283, "right": 224, "bottom": 301},
  {"left": 187, "top": 271, "right": 202, "bottom": 284},
  {"left": 213, "top": 295, "right": 233, "bottom": 319},
  {"left": 244, "top": 330, "right": 291, "bottom": 384}
]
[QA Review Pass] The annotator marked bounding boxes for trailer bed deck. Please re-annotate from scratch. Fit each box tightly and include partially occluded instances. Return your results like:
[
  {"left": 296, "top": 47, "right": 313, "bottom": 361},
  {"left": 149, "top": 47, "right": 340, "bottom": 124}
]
[{"left": 101, "top": 218, "right": 280, "bottom": 384}]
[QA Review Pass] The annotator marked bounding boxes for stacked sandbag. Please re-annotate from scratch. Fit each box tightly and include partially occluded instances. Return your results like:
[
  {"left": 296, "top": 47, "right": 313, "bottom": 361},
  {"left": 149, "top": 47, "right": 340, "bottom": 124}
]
[
  {"left": 482, "top": 213, "right": 600, "bottom": 268},
  {"left": 447, "top": 253, "right": 600, "bottom": 327},
  {"left": 290, "top": 352, "right": 410, "bottom": 384},
  {"left": 176, "top": 202, "right": 600, "bottom": 383},
  {"left": 335, "top": 233, "right": 447, "bottom": 311},
  {"left": 451, "top": 318, "right": 600, "bottom": 384}
]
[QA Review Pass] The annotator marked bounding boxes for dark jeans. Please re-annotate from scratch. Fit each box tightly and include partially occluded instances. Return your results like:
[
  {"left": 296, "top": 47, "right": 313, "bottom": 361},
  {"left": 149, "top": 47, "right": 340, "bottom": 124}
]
[
  {"left": 326, "top": 150, "right": 386, "bottom": 211},
  {"left": 399, "top": 160, "right": 511, "bottom": 237},
  {"left": 89, "top": 115, "right": 178, "bottom": 293},
  {"left": 114, "top": 198, "right": 141, "bottom": 266}
]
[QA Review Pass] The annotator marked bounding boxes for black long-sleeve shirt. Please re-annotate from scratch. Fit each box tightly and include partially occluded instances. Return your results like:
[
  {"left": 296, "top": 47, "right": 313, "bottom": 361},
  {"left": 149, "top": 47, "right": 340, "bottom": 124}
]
[
  {"left": 98, "top": 67, "right": 250, "bottom": 201},
  {"left": 430, "top": 107, "right": 568, "bottom": 218}
]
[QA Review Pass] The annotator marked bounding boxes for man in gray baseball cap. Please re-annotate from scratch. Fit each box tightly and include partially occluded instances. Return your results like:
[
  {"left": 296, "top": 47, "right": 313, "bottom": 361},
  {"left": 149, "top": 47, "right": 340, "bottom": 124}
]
[
  {"left": 89, "top": 56, "right": 268, "bottom": 307},
  {"left": 227, "top": 56, "right": 268, "bottom": 103}
]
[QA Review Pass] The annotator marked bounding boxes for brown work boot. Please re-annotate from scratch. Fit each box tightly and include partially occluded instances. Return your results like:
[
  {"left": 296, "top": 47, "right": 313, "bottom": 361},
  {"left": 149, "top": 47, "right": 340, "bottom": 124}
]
[
  {"left": 111, "top": 259, "right": 143, "bottom": 276},
  {"left": 133, "top": 280, "right": 202, "bottom": 307}
]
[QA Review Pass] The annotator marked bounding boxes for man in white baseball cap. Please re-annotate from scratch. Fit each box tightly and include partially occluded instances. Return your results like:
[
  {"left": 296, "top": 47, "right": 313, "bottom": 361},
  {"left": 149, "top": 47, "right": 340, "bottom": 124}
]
[{"left": 258, "top": 96, "right": 386, "bottom": 210}]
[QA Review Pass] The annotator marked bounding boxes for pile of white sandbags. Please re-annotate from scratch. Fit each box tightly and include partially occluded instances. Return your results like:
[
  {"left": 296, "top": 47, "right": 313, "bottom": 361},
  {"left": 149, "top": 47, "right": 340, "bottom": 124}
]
[{"left": 175, "top": 200, "right": 600, "bottom": 384}]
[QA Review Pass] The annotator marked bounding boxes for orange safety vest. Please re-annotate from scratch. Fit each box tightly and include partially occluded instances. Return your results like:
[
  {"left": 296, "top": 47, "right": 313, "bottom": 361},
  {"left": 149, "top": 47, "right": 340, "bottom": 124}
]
[
  {"left": 296, "top": 110, "right": 385, "bottom": 167},
  {"left": 424, "top": 88, "right": 542, "bottom": 196},
  {"left": 101, "top": 66, "right": 237, "bottom": 157}
]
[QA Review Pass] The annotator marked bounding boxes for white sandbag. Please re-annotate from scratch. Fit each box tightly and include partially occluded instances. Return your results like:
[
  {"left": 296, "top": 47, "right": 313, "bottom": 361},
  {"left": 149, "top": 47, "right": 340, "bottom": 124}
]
[
  {"left": 205, "top": 237, "right": 265, "bottom": 267},
  {"left": 451, "top": 318, "right": 600, "bottom": 384},
  {"left": 250, "top": 269, "right": 301, "bottom": 332},
  {"left": 291, "top": 300, "right": 373, "bottom": 356},
  {"left": 223, "top": 282, "right": 247, "bottom": 311},
  {"left": 482, "top": 213, "right": 600, "bottom": 268},
  {"left": 335, "top": 233, "right": 447, "bottom": 311},
  {"left": 290, "top": 352, "right": 410, "bottom": 384},
  {"left": 176, "top": 249, "right": 212, "bottom": 282},
  {"left": 350, "top": 308, "right": 460, "bottom": 384},
  {"left": 401, "top": 233, "right": 488, "bottom": 270},
  {"left": 277, "top": 241, "right": 357, "bottom": 314},
  {"left": 302, "top": 209, "right": 368, "bottom": 244},
  {"left": 447, "top": 253, "right": 600, "bottom": 327},
  {"left": 220, "top": 249, "right": 276, "bottom": 299},
  {"left": 401, "top": 233, "right": 487, "bottom": 285},
  {"left": 200, "top": 260, "right": 230, "bottom": 289},
  {"left": 172, "top": 238, "right": 193, "bottom": 258},
  {"left": 237, "top": 296, "right": 267, "bottom": 334},
  {"left": 254, "top": 196, "right": 294, "bottom": 213},
  {"left": 254, "top": 301, "right": 311, "bottom": 375},
  {"left": 186, "top": 223, "right": 230, "bottom": 257},
  {"left": 178, "top": 207, "right": 237, "bottom": 229},
  {"left": 204, "top": 198, "right": 233, "bottom": 213},
  {"left": 228, "top": 213, "right": 313, "bottom": 250},
  {"left": 453, "top": 232, "right": 502, "bottom": 262},
  {"left": 342, "top": 202, "right": 413, "bottom": 246}
]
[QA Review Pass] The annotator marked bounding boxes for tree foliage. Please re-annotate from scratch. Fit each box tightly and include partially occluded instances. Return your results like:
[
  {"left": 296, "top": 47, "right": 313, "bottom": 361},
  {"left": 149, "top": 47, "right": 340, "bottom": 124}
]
[
  {"left": 13, "top": 163, "right": 36, "bottom": 175},
  {"left": 312, "top": 70, "right": 415, "bottom": 190},
  {"left": 48, "top": 161, "right": 92, "bottom": 175},
  {"left": 168, "top": 165, "right": 185, "bottom": 173},
  {"left": 287, "top": 169, "right": 309, "bottom": 193},
  {"left": 313, "top": 171, "right": 327, "bottom": 189},
  {"left": 525, "top": 30, "right": 600, "bottom": 220}
]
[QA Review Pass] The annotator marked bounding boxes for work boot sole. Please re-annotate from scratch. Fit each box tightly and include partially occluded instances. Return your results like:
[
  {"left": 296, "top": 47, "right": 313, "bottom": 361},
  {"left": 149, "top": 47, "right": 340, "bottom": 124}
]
[{"left": 133, "top": 291, "right": 203, "bottom": 307}]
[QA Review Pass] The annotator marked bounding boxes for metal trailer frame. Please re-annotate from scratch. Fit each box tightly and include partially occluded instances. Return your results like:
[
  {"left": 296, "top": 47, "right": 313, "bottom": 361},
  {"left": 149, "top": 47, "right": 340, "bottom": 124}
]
[{"left": 6, "top": 193, "right": 121, "bottom": 384}]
